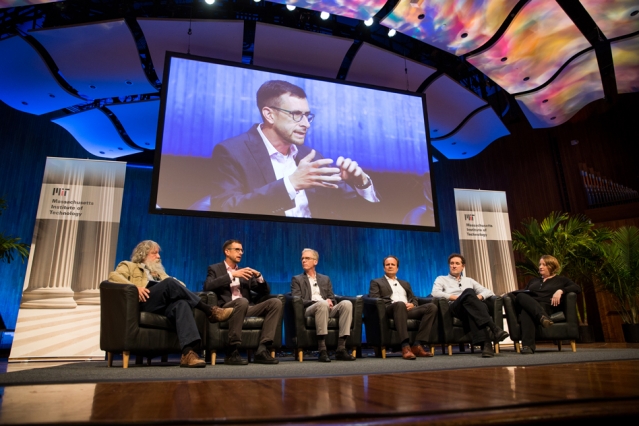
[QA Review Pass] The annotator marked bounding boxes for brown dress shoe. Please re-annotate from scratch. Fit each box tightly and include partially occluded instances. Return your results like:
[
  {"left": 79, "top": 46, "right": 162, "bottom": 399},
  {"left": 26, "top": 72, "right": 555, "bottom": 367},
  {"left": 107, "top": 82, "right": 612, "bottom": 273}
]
[
  {"left": 540, "top": 315, "right": 554, "bottom": 328},
  {"left": 401, "top": 346, "right": 416, "bottom": 360},
  {"left": 208, "top": 306, "right": 234, "bottom": 323},
  {"left": 411, "top": 345, "right": 434, "bottom": 357},
  {"left": 180, "top": 350, "right": 206, "bottom": 368}
]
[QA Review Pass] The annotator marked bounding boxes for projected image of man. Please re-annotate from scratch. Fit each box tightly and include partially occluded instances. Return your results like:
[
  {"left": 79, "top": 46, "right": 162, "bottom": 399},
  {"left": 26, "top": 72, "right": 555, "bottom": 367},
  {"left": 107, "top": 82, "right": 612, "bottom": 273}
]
[{"left": 209, "top": 80, "right": 380, "bottom": 218}]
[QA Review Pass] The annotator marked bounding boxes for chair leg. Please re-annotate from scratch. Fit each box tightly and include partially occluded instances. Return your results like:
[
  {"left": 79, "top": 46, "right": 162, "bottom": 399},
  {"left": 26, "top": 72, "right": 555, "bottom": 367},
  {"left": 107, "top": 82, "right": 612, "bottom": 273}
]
[
  {"left": 352, "top": 348, "right": 357, "bottom": 359},
  {"left": 211, "top": 350, "right": 216, "bottom": 365},
  {"left": 447, "top": 345, "right": 453, "bottom": 356},
  {"left": 570, "top": 340, "right": 576, "bottom": 352},
  {"left": 107, "top": 352, "right": 113, "bottom": 367},
  {"left": 381, "top": 346, "right": 386, "bottom": 359},
  {"left": 298, "top": 350, "right": 303, "bottom": 362},
  {"left": 123, "top": 351, "right": 130, "bottom": 369},
  {"left": 430, "top": 346, "right": 435, "bottom": 356},
  {"left": 271, "top": 350, "right": 276, "bottom": 359},
  {"left": 515, "top": 342, "right": 521, "bottom": 353},
  {"left": 161, "top": 355, "right": 168, "bottom": 363},
  {"left": 494, "top": 343, "right": 500, "bottom": 354},
  {"left": 557, "top": 341, "right": 563, "bottom": 351}
]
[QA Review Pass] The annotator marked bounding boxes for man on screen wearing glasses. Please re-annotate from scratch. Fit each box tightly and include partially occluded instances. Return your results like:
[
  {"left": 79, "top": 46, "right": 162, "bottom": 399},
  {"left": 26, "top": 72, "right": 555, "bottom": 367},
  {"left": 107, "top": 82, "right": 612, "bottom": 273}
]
[
  {"left": 209, "top": 80, "right": 379, "bottom": 218},
  {"left": 431, "top": 253, "right": 509, "bottom": 358}
]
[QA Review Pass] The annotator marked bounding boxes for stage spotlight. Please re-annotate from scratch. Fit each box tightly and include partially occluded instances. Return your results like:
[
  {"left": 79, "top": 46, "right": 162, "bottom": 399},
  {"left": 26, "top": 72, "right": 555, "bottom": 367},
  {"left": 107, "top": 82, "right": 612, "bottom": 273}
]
[
  {"left": 388, "top": 28, "right": 396, "bottom": 37},
  {"left": 320, "top": 11, "right": 330, "bottom": 20},
  {"left": 364, "top": 18, "right": 374, "bottom": 26},
  {"left": 205, "top": 0, "right": 215, "bottom": 4},
  {"left": 286, "top": 5, "right": 296, "bottom": 11},
  {"left": 254, "top": 0, "right": 261, "bottom": 3}
]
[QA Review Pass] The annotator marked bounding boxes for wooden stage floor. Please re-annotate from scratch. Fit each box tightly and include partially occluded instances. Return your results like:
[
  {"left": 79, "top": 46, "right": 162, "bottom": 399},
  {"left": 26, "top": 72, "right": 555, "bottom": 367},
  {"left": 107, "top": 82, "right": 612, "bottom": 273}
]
[{"left": 1, "top": 346, "right": 639, "bottom": 425}]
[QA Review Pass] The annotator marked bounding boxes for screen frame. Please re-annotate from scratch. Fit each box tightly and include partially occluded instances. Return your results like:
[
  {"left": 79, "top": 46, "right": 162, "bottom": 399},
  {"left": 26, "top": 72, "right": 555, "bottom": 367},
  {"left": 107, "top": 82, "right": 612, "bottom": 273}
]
[{"left": 150, "top": 51, "right": 440, "bottom": 232}]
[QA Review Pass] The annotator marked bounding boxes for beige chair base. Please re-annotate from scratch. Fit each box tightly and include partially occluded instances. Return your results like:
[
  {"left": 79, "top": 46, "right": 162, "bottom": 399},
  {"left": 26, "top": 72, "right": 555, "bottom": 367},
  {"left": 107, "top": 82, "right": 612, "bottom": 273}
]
[
  {"left": 106, "top": 351, "right": 130, "bottom": 368},
  {"left": 515, "top": 342, "right": 521, "bottom": 353},
  {"left": 495, "top": 343, "right": 500, "bottom": 354}
]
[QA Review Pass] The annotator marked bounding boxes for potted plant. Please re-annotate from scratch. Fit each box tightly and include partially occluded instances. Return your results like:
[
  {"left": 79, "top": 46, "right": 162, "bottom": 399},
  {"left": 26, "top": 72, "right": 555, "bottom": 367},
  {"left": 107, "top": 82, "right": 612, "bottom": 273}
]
[
  {"left": 0, "top": 197, "right": 29, "bottom": 264},
  {"left": 597, "top": 226, "right": 639, "bottom": 342},
  {"left": 512, "top": 211, "right": 609, "bottom": 342}
]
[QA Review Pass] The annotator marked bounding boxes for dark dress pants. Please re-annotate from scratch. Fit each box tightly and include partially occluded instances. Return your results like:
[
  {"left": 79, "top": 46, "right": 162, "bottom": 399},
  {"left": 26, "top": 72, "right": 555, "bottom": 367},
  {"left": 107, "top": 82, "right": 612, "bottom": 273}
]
[
  {"left": 139, "top": 278, "right": 201, "bottom": 349},
  {"left": 386, "top": 301, "right": 438, "bottom": 344},
  {"left": 515, "top": 293, "right": 552, "bottom": 347},
  {"left": 222, "top": 297, "right": 282, "bottom": 346},
  {"left": 450, "top": 288, "right": 493, "bottom": 345}
]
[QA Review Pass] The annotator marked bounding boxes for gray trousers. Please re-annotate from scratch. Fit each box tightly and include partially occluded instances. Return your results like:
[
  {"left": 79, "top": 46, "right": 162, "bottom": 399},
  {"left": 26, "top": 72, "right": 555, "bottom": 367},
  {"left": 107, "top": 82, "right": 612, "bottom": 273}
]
[{"left": 305, "top": 299, "right": 352, "bottom": 337}]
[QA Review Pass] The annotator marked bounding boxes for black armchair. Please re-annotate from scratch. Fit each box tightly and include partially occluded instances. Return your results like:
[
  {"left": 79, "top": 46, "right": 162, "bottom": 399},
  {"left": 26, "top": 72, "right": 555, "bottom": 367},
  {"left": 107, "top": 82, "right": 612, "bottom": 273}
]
[
  {"left": 202, "top": 292, "right": 284, "bottom": 365},
  {"left": 435, "top": 296, "right": 504, "bottom": 356},
  {"left": 503, "top": 292, "right": 579, "bottom": 352},
  {"left": 284, "top": 294, "right": 363, "bottom": 362},
  {"left": 99, "top": 281, "right": 206, "bottom": 368},
  {"left": 363, "top": 296, "right": 439, "bottom": 358}
]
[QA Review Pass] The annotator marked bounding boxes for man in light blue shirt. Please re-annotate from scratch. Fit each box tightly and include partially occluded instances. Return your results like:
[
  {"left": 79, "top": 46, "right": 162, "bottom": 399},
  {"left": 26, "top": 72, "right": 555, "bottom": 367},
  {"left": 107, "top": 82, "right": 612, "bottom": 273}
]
[{"left": 432, "top": 253, "right": 508, "bottom": 357}]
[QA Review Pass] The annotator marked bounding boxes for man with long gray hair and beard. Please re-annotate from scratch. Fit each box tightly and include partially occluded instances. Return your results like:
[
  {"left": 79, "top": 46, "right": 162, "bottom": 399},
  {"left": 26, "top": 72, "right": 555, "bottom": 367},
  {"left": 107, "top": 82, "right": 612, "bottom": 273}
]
[{"left": 109, "top": 240, "right": 234, "bottom": 368}]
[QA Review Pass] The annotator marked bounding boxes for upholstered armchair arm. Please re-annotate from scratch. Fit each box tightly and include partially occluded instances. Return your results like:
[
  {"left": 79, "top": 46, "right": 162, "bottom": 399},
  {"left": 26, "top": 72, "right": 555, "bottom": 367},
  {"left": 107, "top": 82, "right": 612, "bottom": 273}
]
[
  {"left": 362, "top": 296, "right": 390, "bottom": 346},
  {"left": 564, "top": 292, "right": 578, "bottom": 324},
  {"left": 503, "top": 294, "right": 521, "bottom": 341},
  {"left": 486, "top": 296, "right": 504, "bottom": 328},
  {"left": 99, "top": 281, "right": 141, "bottom": 352},
  {"left": 284, "top": 293, "right": 310, "bottom": 348}
]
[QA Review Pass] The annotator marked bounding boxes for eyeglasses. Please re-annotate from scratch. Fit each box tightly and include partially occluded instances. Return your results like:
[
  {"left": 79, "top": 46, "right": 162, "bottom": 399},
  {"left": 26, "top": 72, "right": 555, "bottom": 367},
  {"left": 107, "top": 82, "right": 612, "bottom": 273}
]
[
  {"left": 269, "top": 106, "right": 315, "bottom": 123},
  {"left": 227, "top": 248, "right": 244, "bottom": 253},
  {"left": 301, "top": 257, "right": 316, "bottom": 261}
]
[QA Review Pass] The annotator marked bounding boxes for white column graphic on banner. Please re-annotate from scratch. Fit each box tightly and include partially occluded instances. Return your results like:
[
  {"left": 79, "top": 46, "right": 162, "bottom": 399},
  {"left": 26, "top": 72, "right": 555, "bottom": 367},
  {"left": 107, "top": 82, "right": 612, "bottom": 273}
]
[
  {"left": 11, "top": 158, "right": 125, "bottom": 361},
  {"left": 454, "top": 189, "right": 517, "bottom": 296}
]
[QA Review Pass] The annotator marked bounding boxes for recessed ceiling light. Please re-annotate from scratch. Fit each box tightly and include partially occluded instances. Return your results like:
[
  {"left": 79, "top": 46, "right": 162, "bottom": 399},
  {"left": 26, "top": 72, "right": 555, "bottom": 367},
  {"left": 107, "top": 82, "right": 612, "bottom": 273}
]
[
  {"left": 364, "top": 18, "right": 374, "bottom": 26},
  {"left": 99, "top": 151, "right": 105, "bottom": 154},
  {"left": 523, "top": 76, "right": 530, "bottom": 81},
  {"left": 388, "top": 28, "right": 396, "bottom": 37},
  {"left": 90, "top": 85, "right": 96, "bottom": 89},
  {"left": 630, "top": 10, "right": 638, "bottom": 17},
  {"left": 418, "top": 14, "right": 425, "bottom": 20},
  {"left": 286, "top": 5, "right": 296, "bottom": 11},
  {"left": 461, "top": 32, "right": 468, "bottom": 38},
  {"left": 21, "top": 101, "right": 28, "bottom": 105},
  {"left": 49, "top": 94, "right": 55, "bottom": 98},
  {"left": 125, "top": 80, "right": 132, "bottom": 85},
  {"left": 542, "top": 99, "right": 548, "bottom": 103},
  {"left": 320, "top": 11, "right": 329, "bottom": 20},
  {"left": 205, "top": 0, "right": 215, "bottom": 4},
  {"left": 550, "top": 116, "right": 556, "bottom": 120},
  {"left": 501, "top": 57, "right": 507, "bottom": 62}
]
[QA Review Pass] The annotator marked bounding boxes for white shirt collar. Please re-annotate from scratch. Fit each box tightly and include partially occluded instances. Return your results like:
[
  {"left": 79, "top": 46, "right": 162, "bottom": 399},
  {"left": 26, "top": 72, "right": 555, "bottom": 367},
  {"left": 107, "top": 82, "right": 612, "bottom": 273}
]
[{"left": 257, "top": 124, "right": 298, "bottom": 160}]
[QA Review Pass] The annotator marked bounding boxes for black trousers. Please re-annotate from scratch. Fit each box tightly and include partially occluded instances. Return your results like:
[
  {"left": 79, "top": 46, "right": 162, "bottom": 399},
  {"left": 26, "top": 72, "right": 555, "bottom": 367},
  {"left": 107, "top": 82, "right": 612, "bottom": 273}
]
[
  {"left": 222, "top": 297, "right": 282, "bottom": 347},
  {"left": 139, "top": 278, "right": 201, "bottom": 349},
  {"left": 450, "top": 288, "right": 494, "bottom": 345},
  {"left": 386, "top": 301, "right": 438, "bottom": 344},
  {"left": 514, "top": 293, "right": 552, "bottom": 347}
]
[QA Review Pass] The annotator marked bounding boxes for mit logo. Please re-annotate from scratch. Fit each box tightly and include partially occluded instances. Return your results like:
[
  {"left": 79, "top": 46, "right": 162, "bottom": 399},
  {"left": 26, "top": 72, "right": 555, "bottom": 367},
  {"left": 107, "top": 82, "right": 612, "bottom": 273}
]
[
  {"left": 52, "top": 188, "right": 70, "bottom": 196},
  {"left": 464, "top": 214, "right": 475, "bottom": 221}
]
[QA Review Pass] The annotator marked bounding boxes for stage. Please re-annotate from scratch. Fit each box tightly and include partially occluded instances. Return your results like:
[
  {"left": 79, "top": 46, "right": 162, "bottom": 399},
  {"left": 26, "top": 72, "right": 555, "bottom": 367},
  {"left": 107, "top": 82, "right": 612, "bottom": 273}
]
[{"left": 1, "top": 343, "right": 639, "bottom": 425}]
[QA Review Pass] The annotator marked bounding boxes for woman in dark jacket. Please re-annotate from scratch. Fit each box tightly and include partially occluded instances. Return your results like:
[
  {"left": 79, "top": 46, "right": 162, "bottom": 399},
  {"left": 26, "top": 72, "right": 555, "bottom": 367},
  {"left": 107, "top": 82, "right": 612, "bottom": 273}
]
[{"left": 513, "top": 255, "right": 581, "bottom": 354}]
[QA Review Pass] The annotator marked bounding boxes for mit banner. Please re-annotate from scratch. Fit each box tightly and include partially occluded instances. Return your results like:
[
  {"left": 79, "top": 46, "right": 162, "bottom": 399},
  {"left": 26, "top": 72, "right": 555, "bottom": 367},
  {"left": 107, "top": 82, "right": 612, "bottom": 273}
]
[
  {"left": 10, "top": 158, "right": 125, "bottom": 361},
  {"left": 454, "top": 189, "right": 517, "bottom": 296}
]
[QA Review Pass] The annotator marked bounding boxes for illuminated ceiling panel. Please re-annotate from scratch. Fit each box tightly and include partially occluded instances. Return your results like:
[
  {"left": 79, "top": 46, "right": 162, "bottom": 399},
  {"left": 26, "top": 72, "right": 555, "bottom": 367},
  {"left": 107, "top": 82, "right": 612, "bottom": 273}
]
[
  {"left": 254, "top": 23, "right": 353, "bottom": 78},
  {"left": 0, "top": 35, "right": 83, "bottom": 115},
  {"left": 431, "top": 107, "right": 509, "bottom": 159},
  {"left": 467, "top": 0, "right": 591, "bottom": 94},
  {"left": 611, "top": 34, "right": 639, "bottom": 94},
  {"left": 515, "top": 50, "right": 603, "bottom": 129},
  {"left": 105, "top": 101, "right": 160, "bottom": 150},
  {"left": 346, "top": 42, "right": 436, "bottom": 91},
  {"left": 138, "top": 19, "right": 244, "bottom": 81},
  {"left": 30, "top": 20, "right": 158, "bottom": 101},
  {"left": 424, "top": 74, "right": 487, "bottom": 138},
  {"left": 52, "top": 109, "right": 142, "bottom": 158},
  {"left": 381, "top": 0, "right": 519, "bottom": 56},
  {"left": 581, "top": 0, "right": 639, "bottom": 40},
  {"left": 268, "top": 0, "right": 385, "bottom": 20}
]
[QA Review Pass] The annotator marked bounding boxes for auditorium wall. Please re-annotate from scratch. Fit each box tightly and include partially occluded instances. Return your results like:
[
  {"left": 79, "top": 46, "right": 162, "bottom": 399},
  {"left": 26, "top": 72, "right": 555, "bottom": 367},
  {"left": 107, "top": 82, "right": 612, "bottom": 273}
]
[{"left": 1, "top": 93, "right": 637, "bottom": 332}]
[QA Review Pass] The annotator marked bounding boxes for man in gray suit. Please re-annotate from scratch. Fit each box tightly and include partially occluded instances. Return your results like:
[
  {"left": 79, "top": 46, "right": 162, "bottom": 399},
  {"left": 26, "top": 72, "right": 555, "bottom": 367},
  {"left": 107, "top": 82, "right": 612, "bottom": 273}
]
[
  {"left": 291, "top": 248, "right": 356, "bottom": 362},
  {"left": 369, "top": 255, "right": 438, "bottom": 360}
]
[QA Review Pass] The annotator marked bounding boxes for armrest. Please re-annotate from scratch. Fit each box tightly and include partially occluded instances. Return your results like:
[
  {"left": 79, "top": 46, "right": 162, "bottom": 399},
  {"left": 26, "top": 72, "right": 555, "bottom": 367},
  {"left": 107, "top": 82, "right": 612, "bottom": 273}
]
[
  {"left": 564, "top": 292, "right": 578, "bottom": 324},
  {"left": 416, "top": 296, "right": 434, "bottom": 306},
  {"left": 362, "top": 296, "right": 389, "bottom": 345},
  {"left": 99, "top": 281, "right": 141, "bottom": 351},
  {"left": 336, "top": 295, "right": 364, "bottom": 333}
]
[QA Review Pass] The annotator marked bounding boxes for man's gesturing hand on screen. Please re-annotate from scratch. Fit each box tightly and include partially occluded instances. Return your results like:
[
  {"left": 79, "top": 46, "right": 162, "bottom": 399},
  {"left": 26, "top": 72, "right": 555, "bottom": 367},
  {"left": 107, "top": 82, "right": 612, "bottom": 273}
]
[{"left": 289, "top": 149, "right": 342, "bottom": 190}]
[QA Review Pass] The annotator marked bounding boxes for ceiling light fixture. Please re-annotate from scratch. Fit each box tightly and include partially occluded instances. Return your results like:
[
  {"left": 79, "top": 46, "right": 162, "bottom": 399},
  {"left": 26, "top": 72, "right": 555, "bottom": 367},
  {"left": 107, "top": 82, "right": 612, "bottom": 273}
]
[
  {"left": 364, "top": 18, "right": 374, "bottom": 27},
  {"left": 205, "top": 0, "right": 215, "bottom": 4},
  {"left": 320, "top": 11, "right": 330, "bottom": 20},
  {"left": 286, "top": 5, "right": 296, "bottom": 11},
  {"left": 388, "top": 28, "right": 396, "bottom": 37}
]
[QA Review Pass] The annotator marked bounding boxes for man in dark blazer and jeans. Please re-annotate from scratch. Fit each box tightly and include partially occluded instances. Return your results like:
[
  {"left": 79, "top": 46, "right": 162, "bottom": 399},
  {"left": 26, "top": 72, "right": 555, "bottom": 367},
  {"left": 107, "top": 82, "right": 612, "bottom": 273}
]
[
  {"left": 204, "top": 239, "right": 282, "bottom": 365},
  {"left": 291, "top": 248, "right": 356, "bottom": 362},
  {"left": 369, "top": 255, "right": 438, "bottom": 360}
]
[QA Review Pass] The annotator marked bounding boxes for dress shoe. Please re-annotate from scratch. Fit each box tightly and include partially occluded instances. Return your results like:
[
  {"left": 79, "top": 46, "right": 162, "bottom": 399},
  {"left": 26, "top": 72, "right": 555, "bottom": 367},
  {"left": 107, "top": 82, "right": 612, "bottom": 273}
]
[
  {"left": 335, "top": 349, "right": 356, "bottom": 361},
  {"left": 410, "top": 345, "right": 434, "bottom": 357},
  {"left": 254, "top": 350, "right": 279, "bottom": 364},
  {"left": 318, "top": 349, "right": 331, "bottom": 362},
  {"left": 401, "top": 346, "right": 416, "bottom": 360},
  {"left": 180, "top": 350, "right": 206, "bottom": 368},
  {"left": 492, "top": 327, "right": 509, "bottom": 342},
  {"left": 208, "top": 306, "right": 234, "bottom": 323},
  {"left": 482, "top": 342, "right": 494, "bottom": 358},
  {"left": 520, "top": 346, "right": 535, "bottom": 354},
  {"left": 224, "top": 349, "right": 248, "bottom": 365},
  {"left": 540, "top": 315, "right": 554, "bottom": 328}
]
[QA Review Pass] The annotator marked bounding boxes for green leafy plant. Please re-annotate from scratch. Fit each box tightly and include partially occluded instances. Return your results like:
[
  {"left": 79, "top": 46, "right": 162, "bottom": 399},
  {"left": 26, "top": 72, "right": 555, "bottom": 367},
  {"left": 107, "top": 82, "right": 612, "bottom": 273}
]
[
  {"left": 512, "top": 211, "right": 610, "bottom": 325},
  {"left": 0, "top": 198, "right": 30, "bottom": 264},
  {"left": 597, "top": 226, "right": 639, "bottom": 325}
]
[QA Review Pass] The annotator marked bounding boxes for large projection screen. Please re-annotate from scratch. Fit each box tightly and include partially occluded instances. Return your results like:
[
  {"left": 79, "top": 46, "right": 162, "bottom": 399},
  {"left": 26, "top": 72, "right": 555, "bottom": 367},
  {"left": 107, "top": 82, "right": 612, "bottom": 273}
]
[{"left": 151, "top": 52, "right": 438, "bottom": 231}]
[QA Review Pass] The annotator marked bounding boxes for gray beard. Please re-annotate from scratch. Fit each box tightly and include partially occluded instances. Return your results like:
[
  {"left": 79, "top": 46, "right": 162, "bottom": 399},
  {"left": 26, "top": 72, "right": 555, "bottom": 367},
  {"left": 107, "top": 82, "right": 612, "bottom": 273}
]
[{"left": 146, "top": 259, "right": 166, "bottom": 278}]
